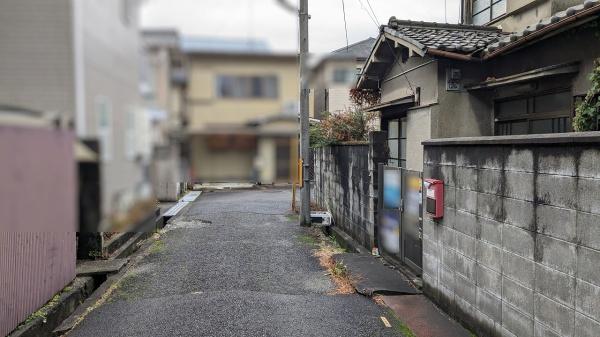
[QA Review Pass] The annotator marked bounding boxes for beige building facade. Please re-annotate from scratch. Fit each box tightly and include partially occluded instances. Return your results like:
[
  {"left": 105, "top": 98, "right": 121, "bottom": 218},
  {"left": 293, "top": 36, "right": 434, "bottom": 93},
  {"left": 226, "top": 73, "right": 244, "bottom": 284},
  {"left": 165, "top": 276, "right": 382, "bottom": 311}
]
[{"left": 183, "top": 44, "right": 300, "bottom": 184}]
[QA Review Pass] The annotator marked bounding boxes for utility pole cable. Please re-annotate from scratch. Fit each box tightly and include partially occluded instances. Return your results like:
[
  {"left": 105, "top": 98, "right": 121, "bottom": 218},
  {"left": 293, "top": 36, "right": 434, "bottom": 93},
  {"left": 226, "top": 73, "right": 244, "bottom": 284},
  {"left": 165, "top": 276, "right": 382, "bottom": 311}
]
[
  {"left": 299, "top": 0, "right": 311, "bottom": 226},
  {"left": 445, "top": 0, "right": 448, "bottom": 23},
  {"left": 341, "top": 0, "right": 349, "bottom": 52}
]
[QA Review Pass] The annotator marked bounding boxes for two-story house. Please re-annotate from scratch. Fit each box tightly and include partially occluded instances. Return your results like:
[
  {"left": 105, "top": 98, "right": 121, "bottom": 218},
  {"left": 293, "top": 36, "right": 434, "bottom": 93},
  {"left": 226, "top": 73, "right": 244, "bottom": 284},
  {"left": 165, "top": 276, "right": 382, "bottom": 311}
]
[
  {"left": 310, "top": 38, "right": 376, "bottom": 119},
  {"left": 183, "top": 38, "right": 300, "bottom": 184},
  {"left": 357, "top": 0, "right": 600, "bottom": 172},
  {"left": 461, "top": 0, "right": 584, "bottom": 31},
  {"left": 0, "top": 0, "right": 152, "bottom": 222}
]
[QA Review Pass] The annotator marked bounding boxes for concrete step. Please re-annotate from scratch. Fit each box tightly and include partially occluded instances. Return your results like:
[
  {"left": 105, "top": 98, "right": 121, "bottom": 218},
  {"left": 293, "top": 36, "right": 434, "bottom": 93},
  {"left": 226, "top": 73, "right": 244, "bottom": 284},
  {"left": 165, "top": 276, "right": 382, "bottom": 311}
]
[
  {"left": 382, "top": 295, "right": 473, "bottom": 337},
  {"left": 333, "top": 253, "right": 421, "bottom": 296}
]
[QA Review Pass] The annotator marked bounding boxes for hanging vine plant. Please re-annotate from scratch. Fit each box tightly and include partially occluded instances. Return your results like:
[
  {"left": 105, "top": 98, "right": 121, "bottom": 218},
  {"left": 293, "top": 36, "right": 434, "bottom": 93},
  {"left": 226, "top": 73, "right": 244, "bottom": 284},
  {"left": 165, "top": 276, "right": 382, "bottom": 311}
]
[
  {"left": 573, "top": 59, "right": 600, "bottom": 132},
  {"left": 349, "top": 88, "right": 381, "bottom": 108}
]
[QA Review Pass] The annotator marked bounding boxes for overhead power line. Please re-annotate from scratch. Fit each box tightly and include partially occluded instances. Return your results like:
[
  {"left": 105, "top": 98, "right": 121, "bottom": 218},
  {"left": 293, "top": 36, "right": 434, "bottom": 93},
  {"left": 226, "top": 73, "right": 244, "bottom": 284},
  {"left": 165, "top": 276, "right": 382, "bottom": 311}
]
[
  {"left": 445, "top": 0, "right": 448, "bottom": 23},
  {"left": 355, "top": 0, "right": 415, "bottom": 94},
  {"left": 357, "top": 0, "right": 379, "bottom": 27},
  {"left": 364, "top": 0, "right": 380, "bottom": 26},
  {"left": 341, "top": 0, "right": 349, "bottom": 52}
]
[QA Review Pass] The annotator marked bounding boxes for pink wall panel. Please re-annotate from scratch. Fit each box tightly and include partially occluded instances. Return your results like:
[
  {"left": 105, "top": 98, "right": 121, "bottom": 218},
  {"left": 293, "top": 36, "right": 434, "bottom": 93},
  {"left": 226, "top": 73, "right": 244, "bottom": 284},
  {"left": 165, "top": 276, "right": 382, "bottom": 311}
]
[{"left": 0, "top": 126, "right": 77, "bottom": 336}]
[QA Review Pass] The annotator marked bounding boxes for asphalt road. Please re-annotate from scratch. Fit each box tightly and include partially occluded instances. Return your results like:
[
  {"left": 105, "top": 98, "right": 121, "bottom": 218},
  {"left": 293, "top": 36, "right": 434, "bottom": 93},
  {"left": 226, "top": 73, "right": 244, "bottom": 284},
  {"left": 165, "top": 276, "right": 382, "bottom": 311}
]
[{"left": 69, "top": 188, "right": 403, "bottom": 337}]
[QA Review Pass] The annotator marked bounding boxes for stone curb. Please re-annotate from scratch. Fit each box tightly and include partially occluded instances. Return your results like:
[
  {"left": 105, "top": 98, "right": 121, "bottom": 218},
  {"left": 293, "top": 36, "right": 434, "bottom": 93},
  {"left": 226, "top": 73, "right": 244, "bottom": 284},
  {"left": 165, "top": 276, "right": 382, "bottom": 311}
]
[
  {"left": 52, "top": 230, "right": 162, "bottom": 336},
  {"left": 325, "top": 225, "right": 371, "bottom": 255},
  {"left": 322, "top": 225, "right": 422, "bottom": 290},
  {"left": 8, "top": 277, "right": 95, "bottom": 337}
]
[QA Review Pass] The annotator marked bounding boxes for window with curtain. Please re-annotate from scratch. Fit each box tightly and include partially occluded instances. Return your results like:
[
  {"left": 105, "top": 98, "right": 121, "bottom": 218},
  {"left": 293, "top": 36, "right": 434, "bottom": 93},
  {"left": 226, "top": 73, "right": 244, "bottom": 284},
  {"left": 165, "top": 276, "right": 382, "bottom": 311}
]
[{"left": 472, "top": 0, "right": 507, "bottom": 25}]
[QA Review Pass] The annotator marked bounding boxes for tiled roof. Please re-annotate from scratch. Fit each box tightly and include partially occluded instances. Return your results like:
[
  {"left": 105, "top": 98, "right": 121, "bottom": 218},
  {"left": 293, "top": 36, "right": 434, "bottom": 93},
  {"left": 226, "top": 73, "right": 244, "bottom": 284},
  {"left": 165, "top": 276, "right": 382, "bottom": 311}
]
[
  {"left": 383, "top": 1, "right": 600, "bottom": 58},
  {"left": 331, "top": 37, "right": 377, "bottom": 60},
  {"left": 385, "top": 18, "right": 505, "bottom": 54},
  {"left": 484, "top": 0, "right": 600, "bottom": 55}
]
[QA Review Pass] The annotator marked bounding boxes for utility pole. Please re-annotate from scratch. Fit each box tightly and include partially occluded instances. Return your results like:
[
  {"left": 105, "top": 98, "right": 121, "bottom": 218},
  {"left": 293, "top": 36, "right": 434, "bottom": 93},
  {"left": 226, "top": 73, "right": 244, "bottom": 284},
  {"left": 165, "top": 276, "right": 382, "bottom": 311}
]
[
  {"left": 298, "top": 0, "right": 311, "bottom": 226},
  {"left": 276, "top": 0, "right": 311, "bottom": 226}
]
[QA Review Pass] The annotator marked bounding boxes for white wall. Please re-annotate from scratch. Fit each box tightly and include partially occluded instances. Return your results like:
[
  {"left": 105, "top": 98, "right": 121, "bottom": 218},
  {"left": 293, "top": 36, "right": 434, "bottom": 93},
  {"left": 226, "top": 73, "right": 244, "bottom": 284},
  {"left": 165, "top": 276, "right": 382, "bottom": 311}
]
[
  {"left": 78, "top": 0, "right": 149, "bottom": 216},
  {"left": 406, "top": 107, "right": 432, "bottom": 172}
]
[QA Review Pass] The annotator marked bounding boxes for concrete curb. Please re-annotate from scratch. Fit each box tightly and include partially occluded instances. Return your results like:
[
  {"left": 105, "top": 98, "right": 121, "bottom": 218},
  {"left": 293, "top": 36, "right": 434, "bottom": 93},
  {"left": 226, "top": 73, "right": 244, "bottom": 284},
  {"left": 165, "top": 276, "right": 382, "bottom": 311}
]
[
  {"left": 53, "top": 230, "right": 161, "bottom": 336},
  {"left": 109, "top": 209, "right": 164, "bottom": 260},
  {"left": 10, "top": 196, "right": 195, "bottom": 337},
  {"left": 325, "top": 225, "right": 371, "bottom": 255},
  {"left": 323, "top": 225, "right": 423, "bottom": 290},
  {"left": 322, "top": 226, "right": 472, "bottom": 336},
  {"left": 8, "top": 277, "right": 95, "bottom": 337}
]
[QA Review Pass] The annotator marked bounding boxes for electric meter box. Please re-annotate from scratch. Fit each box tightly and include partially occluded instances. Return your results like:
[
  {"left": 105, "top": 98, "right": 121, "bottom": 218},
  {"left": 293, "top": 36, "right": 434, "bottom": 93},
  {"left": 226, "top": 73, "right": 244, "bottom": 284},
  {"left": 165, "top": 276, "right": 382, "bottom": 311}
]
[{"left": 424, "top": 179, "right": 444, "bottom": 219}]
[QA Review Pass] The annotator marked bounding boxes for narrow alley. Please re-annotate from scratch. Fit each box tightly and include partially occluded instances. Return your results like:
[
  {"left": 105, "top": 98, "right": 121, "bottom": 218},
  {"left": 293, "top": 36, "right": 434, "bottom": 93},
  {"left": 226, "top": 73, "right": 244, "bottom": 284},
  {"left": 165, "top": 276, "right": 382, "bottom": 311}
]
[{"left": 68, "top": 189, "right": 403, "bottom": 337}]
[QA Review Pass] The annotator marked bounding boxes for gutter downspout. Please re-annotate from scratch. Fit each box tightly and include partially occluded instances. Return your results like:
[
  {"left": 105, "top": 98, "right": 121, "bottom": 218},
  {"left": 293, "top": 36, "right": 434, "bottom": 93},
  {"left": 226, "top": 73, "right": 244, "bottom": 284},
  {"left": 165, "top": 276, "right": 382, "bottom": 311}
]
[{"left": 73, "top": 0, "right": 86, "bottom": 137}]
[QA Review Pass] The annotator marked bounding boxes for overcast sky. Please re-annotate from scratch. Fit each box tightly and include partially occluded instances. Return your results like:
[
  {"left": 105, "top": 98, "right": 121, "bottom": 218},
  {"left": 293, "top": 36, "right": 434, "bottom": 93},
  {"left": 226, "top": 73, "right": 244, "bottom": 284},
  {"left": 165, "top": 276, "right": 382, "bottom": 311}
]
[{"left": 141, "top": 0, "right": 461, "bottom": 54}]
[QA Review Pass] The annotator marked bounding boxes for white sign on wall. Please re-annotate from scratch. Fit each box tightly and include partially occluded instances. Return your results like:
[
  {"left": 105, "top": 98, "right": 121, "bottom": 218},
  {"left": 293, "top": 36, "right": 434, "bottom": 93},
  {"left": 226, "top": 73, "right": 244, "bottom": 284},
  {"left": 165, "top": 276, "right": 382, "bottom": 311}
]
[{"left": 446, "top": 68, "right": 462, "bottom": 91}]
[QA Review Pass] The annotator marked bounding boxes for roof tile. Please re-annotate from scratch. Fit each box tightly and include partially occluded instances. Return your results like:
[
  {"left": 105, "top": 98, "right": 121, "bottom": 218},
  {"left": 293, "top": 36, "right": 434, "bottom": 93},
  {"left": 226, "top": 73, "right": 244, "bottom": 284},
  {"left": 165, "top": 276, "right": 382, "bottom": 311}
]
[
  {"left": 381, "top": 2, "right": 600, "bottom": 59},
  {"left": 385, "top": 19, "right": 504, "bottom": 55}
]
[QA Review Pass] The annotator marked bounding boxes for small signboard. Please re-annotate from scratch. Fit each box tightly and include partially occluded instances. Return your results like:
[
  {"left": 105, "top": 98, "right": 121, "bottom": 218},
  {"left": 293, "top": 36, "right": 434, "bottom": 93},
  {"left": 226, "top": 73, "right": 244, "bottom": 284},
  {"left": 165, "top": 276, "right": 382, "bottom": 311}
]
[{"left": 446, "top": 68, "right": 462, "bottom": 91}]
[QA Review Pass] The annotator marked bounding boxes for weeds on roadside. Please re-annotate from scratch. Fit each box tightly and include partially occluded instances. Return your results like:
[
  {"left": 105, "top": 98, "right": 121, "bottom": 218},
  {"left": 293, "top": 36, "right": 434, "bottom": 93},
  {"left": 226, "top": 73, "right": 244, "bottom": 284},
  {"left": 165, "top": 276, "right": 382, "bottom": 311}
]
[
  {"left": 149, "top": 238, "right": 165, "bottom": 255},
  {"left": 330, "top": 261, "right": 348, "bottom": 278},
  {"left": 383, "top": 307, "right": 417, "bottom": 337},
  {"left": 304, "top": 228, "right": 355, "bottom": 294},
  {"left": 297, "top": 234, "right": 318, "bottom": 246}
]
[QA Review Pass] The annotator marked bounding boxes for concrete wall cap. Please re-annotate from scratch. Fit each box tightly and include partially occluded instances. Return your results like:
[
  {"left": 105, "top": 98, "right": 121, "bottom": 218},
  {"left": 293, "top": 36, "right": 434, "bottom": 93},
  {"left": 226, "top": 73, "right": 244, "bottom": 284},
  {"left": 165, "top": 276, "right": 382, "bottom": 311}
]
[{"left": 422, "top": 132, "right": 600, "bottom": 146}]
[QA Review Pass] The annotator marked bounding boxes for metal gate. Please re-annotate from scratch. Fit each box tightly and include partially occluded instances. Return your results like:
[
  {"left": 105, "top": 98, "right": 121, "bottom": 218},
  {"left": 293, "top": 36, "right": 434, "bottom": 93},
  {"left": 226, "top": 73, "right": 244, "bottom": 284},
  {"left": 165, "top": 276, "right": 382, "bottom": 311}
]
[{"left": 378, "top": 164, "right": 423, "bottom": 274}]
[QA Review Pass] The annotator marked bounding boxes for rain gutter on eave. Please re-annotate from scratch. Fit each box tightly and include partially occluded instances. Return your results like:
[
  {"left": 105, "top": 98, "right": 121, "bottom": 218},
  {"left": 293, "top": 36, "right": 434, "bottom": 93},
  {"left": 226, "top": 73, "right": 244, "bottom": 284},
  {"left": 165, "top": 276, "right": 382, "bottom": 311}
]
[{"left": 427, "top": 48, "right": 481, "bottom": 62}]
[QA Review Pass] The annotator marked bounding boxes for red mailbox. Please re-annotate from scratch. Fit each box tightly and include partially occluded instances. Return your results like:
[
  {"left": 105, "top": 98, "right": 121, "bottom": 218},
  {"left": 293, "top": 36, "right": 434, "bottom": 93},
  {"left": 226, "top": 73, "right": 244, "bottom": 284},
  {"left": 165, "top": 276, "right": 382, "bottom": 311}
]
[{"left": 425, "top": 179, "right": 444, "bottom": 219}]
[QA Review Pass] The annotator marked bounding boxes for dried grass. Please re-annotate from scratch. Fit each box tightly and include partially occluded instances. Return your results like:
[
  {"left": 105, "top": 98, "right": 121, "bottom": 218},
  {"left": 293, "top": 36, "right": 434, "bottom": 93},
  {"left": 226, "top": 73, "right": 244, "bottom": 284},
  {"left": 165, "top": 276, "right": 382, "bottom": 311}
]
[
  {"left": 372, "top": 295, "right": 386, "bottom": 306},
  {"left": 309, "top": 228, "right": 355, "bottom": 295}
]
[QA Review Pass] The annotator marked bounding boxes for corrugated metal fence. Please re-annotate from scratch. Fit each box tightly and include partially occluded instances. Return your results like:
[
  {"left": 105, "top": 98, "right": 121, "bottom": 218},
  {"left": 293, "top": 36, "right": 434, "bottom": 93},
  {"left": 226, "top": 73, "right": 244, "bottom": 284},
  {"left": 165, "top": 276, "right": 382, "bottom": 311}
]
[
  {"left": 0, "top": 233, "right": 76, "bottom": 336},
  {"left": 0, "top": 126, "right": 77, "bottom": 336}
]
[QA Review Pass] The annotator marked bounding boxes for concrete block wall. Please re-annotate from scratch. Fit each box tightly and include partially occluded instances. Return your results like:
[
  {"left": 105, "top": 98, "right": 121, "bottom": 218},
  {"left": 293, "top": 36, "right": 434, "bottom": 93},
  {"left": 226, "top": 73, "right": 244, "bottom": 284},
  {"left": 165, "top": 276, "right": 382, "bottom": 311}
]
[
  {"left": 422, "top": 134, "right": 600, "bottom": 337},
  {"left": 312, "top": 144, "right": 374, "bottom": 249}
]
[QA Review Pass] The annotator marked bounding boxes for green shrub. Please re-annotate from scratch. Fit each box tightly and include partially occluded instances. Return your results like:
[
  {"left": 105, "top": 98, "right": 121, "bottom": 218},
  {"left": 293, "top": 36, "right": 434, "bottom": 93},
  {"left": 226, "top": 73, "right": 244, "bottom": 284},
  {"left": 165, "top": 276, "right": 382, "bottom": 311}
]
[
  {"left": 310, "top": 108, "right": 377, "bottom": 147},
  {"left": 573, "top": 59, "right": 600, "bottom": 132}
]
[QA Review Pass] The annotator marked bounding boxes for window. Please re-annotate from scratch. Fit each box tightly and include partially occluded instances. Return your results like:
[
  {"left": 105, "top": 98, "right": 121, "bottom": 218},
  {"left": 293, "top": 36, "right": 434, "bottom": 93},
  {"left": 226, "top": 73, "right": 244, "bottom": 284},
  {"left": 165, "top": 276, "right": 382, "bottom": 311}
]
[
  {"left": 216, "top": 75, "right": 278, "bottom": 99},
  {"left": 332, "top": 68, "right": 355, "bottom": 84},
  {"left": 96, "top": 97, "right": 113, "bottom": 161},
  {"left": 387, "top": 118, "right": 407, "bottom": 168},
  {"left": 472, "top": 0, "right": 506, "bottom": 25},
  {"left": 494, "top": 91, "right": 573, "bottom": 135}
]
